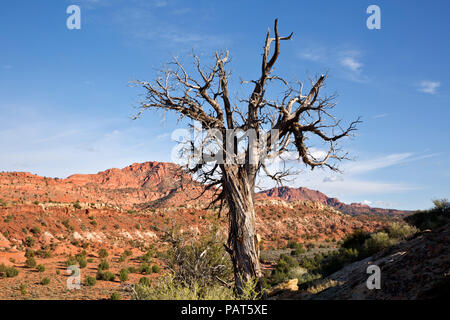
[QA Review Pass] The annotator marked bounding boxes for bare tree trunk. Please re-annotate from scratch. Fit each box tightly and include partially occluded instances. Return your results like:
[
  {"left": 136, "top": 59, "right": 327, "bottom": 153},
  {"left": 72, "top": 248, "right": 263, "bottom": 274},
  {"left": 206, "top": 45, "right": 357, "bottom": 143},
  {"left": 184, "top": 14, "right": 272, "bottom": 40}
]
[{"left": 223, "top": 169, "right": 262, "bottom": 294}]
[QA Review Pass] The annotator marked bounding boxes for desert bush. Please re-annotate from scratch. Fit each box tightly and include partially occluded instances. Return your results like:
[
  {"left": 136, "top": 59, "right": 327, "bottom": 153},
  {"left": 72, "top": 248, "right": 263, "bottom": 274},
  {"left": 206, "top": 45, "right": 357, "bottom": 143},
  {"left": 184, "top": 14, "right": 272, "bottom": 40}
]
[
  {"left": 288, "top": 241, "right": 306, "bottom": 256},
  {"left": 98, "top": 249, "right": 109, "bottom": 259},
  {"left": 138, "top": 251, "right": 153, "bottom": 263},
  {"left": 35, "top": 249, "right": 51, "bottom": 259},
  {"left": 385, "top": 222, "right": 418, "bottom": 240},
  {"left": 127, "top": 266, "right": 137, "bottom": 273},
  {"left": 363, "top": 232, "right": 396, "bottom": 256},
  {"left": 270, "top": 254, "right": 300, "bottom": 285},
  {"left": 318, "top": 248, "right": 359, "bottom": 276},
  {"left": 133, "top": 274, "right": 260, "bottom": 300},
  {"left": 161, "top": 226, "right": 233, "bottom": 288},
  {"left": 119, "top": 268, "right": 129, "bottom": 282},
  {"left": 73, "top": 201, "right": 82, "bottom": 209},
  {"left": 77, "top": 257, "right": 87, "bottom": 269},
  {"left": 139, "top": 263, "right": 152, "bottom": 275},
  {"left": 405, "top": 199, "right": 450, "bottom": 230},
  {"left": 36, "top": 264, "right": 46, "bottom": 272},
  {"left": 25, "top": 237, "right": 35, "bottom": 247},
  {"left": 30, "top": 226, "right": 41, "bottom": 235},
  {"left": 287, "top": 240, "right": 299, "bottom": 249},
  {"left": 139, "top": 277, "right": 151, "bottom": 287},
  {"left": 62, "top": 219, "right": 74, "bottom": 231},
  {"left": 84, "top": 276, "right": 97, "bottom": 286},
  {"left": 25, "top": 257, "right": 36, "bottom": 268},
  {"left": 151, "top": 265, "right": 161, "bottom": 273},
  {"left": 25, "top": 249, "right": 35, "bottom": 258},
  {"left": 110, "top": 292, "right": 121, "bottom": 300},
  {"left": 96, "top": 271, "right": 115, "bottom": 281},
  {"left": 342, "top": 229, "right": 370, "bottom": 252},
  {"left": 65, "top": 255, "right": 77, "bottom": 267},
  {"left": 0, "top": 264, "right": 19, "bottom": 278},
  {"left": 40, "top": 277, "right": 50, "bottom": 285},
  {"left": 98, "top": 260, "right": 109, "bottom": 271}
]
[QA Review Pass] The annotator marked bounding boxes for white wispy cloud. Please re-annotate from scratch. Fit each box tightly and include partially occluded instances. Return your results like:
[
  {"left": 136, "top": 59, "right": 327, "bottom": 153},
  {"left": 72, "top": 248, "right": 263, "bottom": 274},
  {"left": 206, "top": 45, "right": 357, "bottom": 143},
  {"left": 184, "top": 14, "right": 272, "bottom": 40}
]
[
  {"left": 0, "top": 106, "right": 172, "bottom": 178},
  {"left": 340, "top": 56, "right": 363, "bottom": 73},
  {"left": 344, "top": 153, "right": 413, "bottom": 175},
  {"left": 298, "top": 47, "right": 327, "bottom": 62},
  {"left": 258, "top": 151, "right": 435, "bottom": 203},
  {"left": 372, "top": 113, "right": 388, "bottom": 119},
  {"left": 298, "top": 46, "right": 368, "bottom": 83},
  {"left": 418, "top": 80, "right": 440, "bottom": 94}
]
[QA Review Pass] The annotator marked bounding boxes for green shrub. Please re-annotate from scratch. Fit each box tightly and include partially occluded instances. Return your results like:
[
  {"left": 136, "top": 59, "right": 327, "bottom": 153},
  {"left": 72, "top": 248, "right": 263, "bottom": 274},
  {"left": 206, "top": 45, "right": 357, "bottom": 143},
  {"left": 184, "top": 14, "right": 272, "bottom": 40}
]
[
  {"left": 25, "top": 249, "right": 35, "bottom": 258},
  {"left": 110, "top": 292, "right": 121, "bottom": 300},
  {"left": 75, "top": 253, "right": 87, "bottom": 268},
  {"left": 30, "top": 226, "right": 41, "bottom": 235},
  {"left": 40, "top": 277, "right": 50, "bottom": 285},
  {"left": 270, "top": 254, "right": 300, "bottom": 285},
  {"left": 0, "top": 264, "right": 19, "bottom": 278},
  {"left": 25, "top": 257, "right": 36, "bottom": 268},
  {"left": 96, "top": 271, "right": 115, "bottom": 281},
  {"left": 73, "top": 201, "right": 82, "bottom": 209},
  {"left": 139, "top": 263, "right": 152, "bottom": 275},
  {"left": 36, "top": 264, "right": 46, "bottom": 272},
  {"left": 62, "top": 219, "right": 74, "bottom": 231},
  {"left": 98, "top": 260, "right": 109, "bottom": 271},
  {"left": 139, "top": 277, "right": 151, "bottom": 287},
  {"left": 98, "top": 249, "right": 108, "bottom": 259},
  {"left": 138, "top": 251, "right": 153, "bottom": 263},
  {"left": 342, "top": 229, "right": 370, "bottom": 252},
  {"left": 84, "top": 276, "right": 97, "bottom": 286},
  {"left": 133, "top": 274, "right": 260, "bottom": 300},
  {"left": 119, "top": 269, "right": 129, "bottom": 282},
  {"left": 65, "top": 255, "right": 77, "bottom": 267},
  {"left": 151, "top": 265, "right": 161, "bottom": 273},
  {"left": 35, "top": 249, "right": 51, "bottom": 259},
  {"left": 162, "top": 226, "right": 233, "bottom": 288},
  {"left": 25, "top": 237, "right": 35, "bottom": 247},
  {"left": 20, "top": 284, "right": 27, "bottom": 295},
  {"left": 405, "top": 199, "right": 450, "bottom": 230},
  {"left": 363, "top": 232, "right": 396, "bottom": 256},
  {"left": 127, "top": 266, "right": 137, "bottom": 273},
  {"left": 287, "top": 241, "right": 306, "bottom": 256},
  {"left": 385, "top": 222, "right": 418, "bottom": 240},
  {"left": 124, "top": 250, "right": 132, "bottom": 257}
]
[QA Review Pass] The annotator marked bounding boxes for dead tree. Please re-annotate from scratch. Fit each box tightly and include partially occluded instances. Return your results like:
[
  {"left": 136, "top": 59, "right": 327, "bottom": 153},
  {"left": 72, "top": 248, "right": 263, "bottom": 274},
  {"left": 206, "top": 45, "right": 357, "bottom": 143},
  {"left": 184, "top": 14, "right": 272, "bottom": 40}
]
[{"left": 133, "top": 19, "right": 360, "bottom": 294}]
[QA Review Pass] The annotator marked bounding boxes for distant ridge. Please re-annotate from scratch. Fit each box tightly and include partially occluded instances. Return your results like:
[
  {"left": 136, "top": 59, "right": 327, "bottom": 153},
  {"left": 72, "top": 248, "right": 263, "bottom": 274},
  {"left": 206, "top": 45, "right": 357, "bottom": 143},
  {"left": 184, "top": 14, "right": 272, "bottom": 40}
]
[
  {"left": 257, "top": 186, "right": 411, "bottom": 217},
  {"left": 0, "top": 162, "right": 411, "bottom": 216}
]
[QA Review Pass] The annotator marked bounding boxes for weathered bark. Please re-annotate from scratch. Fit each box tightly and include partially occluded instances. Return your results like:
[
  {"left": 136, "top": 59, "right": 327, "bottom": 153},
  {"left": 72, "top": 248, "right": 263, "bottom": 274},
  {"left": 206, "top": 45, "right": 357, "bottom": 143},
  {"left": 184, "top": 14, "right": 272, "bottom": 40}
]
[{"left": 223, "top": 167, "right": 262, "bottom": 294}]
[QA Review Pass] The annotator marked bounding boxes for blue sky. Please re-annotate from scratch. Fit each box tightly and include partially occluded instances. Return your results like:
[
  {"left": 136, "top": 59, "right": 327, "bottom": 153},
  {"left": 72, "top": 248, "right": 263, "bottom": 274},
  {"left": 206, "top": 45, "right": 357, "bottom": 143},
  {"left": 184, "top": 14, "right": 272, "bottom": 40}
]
[{"left": 0, "top": 0, "right": 449, "bottom": 210}]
